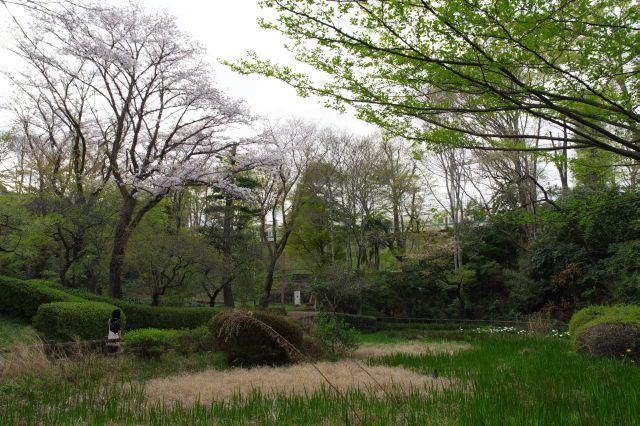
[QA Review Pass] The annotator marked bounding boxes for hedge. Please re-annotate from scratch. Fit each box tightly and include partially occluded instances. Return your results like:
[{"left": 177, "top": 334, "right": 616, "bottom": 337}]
[
  {"left": 0, "top": 276, "right": 84, "bottom": 322},
  {"left": 317, "top": 312, "right": 378, "bottom": 332},
  {"left": 118, "top": 304, "right": 218, "bottom": 329},
  {"left": 571, "top": 305, "right": 640, "bottom": 361},
  {"left": 67, "top": 289, "right": 219, "bottom": 330},
  {"left": 209, "top": 310, "right": 303, "bottom": 364},
  {"left": 33, "top": 301, "right": 125, "bottom": 341}
]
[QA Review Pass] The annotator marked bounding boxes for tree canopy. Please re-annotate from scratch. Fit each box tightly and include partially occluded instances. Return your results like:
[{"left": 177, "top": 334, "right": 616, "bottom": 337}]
[{"left": 231, "top": 0, "right": 640, "bottom": 159}]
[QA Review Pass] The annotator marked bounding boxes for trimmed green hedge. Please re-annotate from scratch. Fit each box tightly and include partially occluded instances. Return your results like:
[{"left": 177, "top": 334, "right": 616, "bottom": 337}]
[
  {"left": 0, "top": 276, "right": 84, "bottom": 322},
  {"left": 317, "top": 313, "right": 378, "bottom": 332},
  {"left": 32, "top": 301, "right": 125, "bottom": 341},
  {"left": 209, "top": 310, "right": 303, "bottom": 364},
  {"left": 67, "top": 290, "right": 219, "bottom": 330},
  {"left": 121, "top": 304, "right": 218, "bottom": 330}
]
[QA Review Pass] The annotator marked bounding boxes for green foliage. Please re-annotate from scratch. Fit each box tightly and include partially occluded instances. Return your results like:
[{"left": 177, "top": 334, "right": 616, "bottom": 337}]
[
  {"left": 119, "top": 304, "right": 218, "bottom": 330},
  {"left": 123, "top": 328, "right": 178, "bottom": 358},
  {"left": 66, "top": 290, "right": 219, "bottom": 330},
  {"left": 312, "top": 315, "right": 359, "bottom": 357},
  {"left": 257, "top": 306, "right": 288, "bottom": 316},
  {"left": 209, "top": 310, "right": 303, "bottom": 364},
  {"left": 173, "top": 326, "right": 215, "bottom": 355},
  {"left": 0, "top": 314, "right": 39, "bottom": 346},
  {"left": 317, "top": 312, "right": 378, "bottom": 332},
  {"left": 568, "top": 305, "right": 618, "bottom": 336},
  {"left": 0, "top": 276, "right": 83, "bottom": 322},
  {"left": 32, "top": 301, "right": 125, "bottom": 341},
  {"left": 237, "top": 0, "right": 638, "bottom": 158}
]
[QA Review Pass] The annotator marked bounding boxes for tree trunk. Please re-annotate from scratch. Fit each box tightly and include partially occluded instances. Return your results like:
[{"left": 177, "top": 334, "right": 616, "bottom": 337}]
[
  {"left": 260, "top": 258, "right": 278, "bottom": 308},
  {"left": 108, "top": 197, "right": 136, "bottom": 298},
  {"left": 151, "top": 291, "right": 161, "bottom": 307},
  {"left": 221, "top": 195, "right": 235, "bottom": 308}
]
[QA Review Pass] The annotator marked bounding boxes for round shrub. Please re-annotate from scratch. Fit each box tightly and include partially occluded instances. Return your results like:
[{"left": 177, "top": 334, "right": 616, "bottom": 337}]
[
  {"left": 0, "top": 276, "right": 84, "bottom": 322},
  {"left": 574, "top": 322, "right": 640, "bottom": 361},
  {"left": 33, "top": 301, "right": 125, "bottom": 341},
  {"left": 209, "top": 310, "right": 303, "bottom": 365},
  {"left": 123, "top": 328, "right": 178, "bottom": 358},
  {"left": 570, "top": 305, "right": 640, "bottom": 361},
  {"left": 568, "top": 305, "right": 640, "bottom": 336}
]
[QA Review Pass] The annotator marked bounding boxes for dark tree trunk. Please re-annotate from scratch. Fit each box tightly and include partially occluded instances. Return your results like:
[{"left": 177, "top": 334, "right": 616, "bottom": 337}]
[
  {"left": 108, "top": 197, "right": 136, "bottom": 298},
  {"left": 260, "top": 258, "right": 278, "bottom": 308},
  {"left": 209, "top": 287, "right": 224, "bottom": 308}
]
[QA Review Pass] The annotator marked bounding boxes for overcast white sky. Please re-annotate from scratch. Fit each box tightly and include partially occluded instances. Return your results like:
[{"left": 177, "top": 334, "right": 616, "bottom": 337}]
[{"left": 0, "top": 0, "right": 375, "bottom": 134}]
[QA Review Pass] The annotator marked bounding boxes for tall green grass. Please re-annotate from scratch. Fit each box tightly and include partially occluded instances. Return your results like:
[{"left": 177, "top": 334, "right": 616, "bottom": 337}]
[
  {"left": 1, "top": 335, "right": 638, "bottom": 425},
  {"left": 0, "top": 315, "right": 38, "bottom": 346}
]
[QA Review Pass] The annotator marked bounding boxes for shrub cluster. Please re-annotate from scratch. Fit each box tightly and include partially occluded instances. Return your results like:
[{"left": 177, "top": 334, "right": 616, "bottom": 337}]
[
  {"left": 173, "top": 326, "right": 215, "bottom": 355},
  {"left": 124, "top": 326, "right": 215, "bottom": 357},
  {"left": 317, "top": 312, "right": 378, "bottom": 332},
  {"left": 32, "top": 301, "right": 125, "bottom": 341},
  {"left": 209, "top": 310, "right": 303, "bottom": 365},
  {"left": 312, "top": 315, "right": 359, "bottom": 357},
  {"left": 0, "top": 276, "right": 84, "bottom": 322},
  {"left": 122, "top": 328, "right": 179, "bottom": 358},
  {"left": 570, "top": 305, "right": 640, "bottom": 361}
]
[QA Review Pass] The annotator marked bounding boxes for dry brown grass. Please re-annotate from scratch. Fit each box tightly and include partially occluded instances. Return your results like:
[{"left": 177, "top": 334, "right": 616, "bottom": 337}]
[
  {"left": 351, "top": 341, "right": 471, "bottom": 359},
  {"left": 0, "top": 341, "right": 52, "bottom": 378},
  {"left": 144, "top": 361, "right": 452, "bottom": 405}
]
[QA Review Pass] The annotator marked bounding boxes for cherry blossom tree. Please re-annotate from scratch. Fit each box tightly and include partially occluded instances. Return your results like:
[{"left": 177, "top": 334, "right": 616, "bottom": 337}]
[{"left": 11, "top": 2, "right": 254, "bottom": 297}]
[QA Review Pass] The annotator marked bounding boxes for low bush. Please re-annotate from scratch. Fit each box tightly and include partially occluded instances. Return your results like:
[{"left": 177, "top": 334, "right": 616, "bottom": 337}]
[
  {"left": 570, "top": 305, "right": 640, "bottom": 361},
  {"left": 0, "top": 276, "right": 83, "bottom": 322},
  {"left": 32, "top": 302, "right": 125, "bottom": 341},
  {"left": 312, "top": 315, "right": 359, "bottom": 357},
  {"left": 209, "top": 310, "right": 303, "bottom": 364},
  {"left": 123, "top": 328, "right": 178, "bottom": 358},
  {"left": 173, "top": 326, "right": 215, "bottom": 355},
  {"left": 317, "top": 312, "right": 378, "bottom": 332}
]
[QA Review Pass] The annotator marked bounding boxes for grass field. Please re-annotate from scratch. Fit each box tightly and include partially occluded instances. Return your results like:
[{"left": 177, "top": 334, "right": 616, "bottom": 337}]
[
  {"left": 1, "top": 323, "right": 639, "bottom": 425},
  {"left": 0, "top": 315, "right": 39, "bottom": 346}
]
